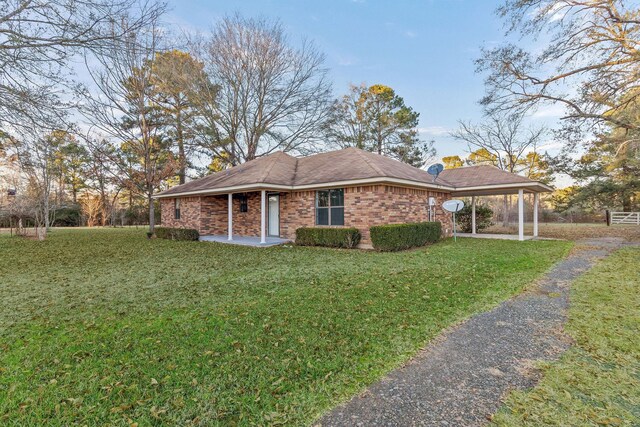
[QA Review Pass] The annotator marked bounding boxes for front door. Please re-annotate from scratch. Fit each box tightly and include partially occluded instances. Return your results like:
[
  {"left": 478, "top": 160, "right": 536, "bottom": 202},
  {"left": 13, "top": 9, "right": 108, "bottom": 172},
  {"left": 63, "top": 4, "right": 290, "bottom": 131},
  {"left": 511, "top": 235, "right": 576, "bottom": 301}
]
[{"left": 268, "top": 194, "right": 280, "bottom": 237}]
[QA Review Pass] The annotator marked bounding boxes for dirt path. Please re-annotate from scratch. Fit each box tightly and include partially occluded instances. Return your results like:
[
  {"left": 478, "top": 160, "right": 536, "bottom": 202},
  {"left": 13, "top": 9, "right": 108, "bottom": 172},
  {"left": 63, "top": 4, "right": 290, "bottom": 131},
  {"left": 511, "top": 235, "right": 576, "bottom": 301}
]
[{"left": 317, "top": 238, "right": 631, "bottom": 426}]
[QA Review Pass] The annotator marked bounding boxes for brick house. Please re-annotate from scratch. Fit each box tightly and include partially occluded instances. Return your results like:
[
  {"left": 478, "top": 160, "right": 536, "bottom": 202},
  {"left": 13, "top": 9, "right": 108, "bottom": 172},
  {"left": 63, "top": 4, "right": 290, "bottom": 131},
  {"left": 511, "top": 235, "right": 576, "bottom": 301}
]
[{"left": 155, "top": 148, "right": 552, "bottom": 246}]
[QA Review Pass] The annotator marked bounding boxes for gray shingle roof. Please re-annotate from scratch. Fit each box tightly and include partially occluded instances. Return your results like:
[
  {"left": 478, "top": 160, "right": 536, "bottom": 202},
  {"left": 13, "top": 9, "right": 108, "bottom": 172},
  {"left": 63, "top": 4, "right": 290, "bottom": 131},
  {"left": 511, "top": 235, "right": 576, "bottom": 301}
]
[{"left": 156, "top": 148, "right": 548, "bottom": 197}]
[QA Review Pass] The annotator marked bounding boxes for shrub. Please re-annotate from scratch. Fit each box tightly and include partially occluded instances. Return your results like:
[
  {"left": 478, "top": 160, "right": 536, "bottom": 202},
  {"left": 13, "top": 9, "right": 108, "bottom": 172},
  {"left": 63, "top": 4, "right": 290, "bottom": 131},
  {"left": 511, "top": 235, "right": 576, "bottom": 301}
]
[
  {"left": 370, "top": 222, "right": 441, "bottom": 251},
  {"left": 456, "top": 203, "right": 493, "bottom": 233},
  {"left": 295, "top": 227, "right": 361, "bottom": 249},
  {"left": 155, "top": 227, "right": 199, "bottom": 241},
  {"left": 52, "top": 206, "right": 82, "bottom": 227}
]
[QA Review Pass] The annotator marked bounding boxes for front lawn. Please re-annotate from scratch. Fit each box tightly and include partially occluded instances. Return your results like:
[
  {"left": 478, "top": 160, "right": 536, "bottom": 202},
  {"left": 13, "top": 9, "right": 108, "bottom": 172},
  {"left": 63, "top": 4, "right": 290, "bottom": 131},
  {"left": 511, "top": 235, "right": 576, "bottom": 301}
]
[
  {"left": 493, "top": 247, "right": 640, "bottom": 426},
  {"left": 0, "top": 228, "right": 571, "bottom": 426}
]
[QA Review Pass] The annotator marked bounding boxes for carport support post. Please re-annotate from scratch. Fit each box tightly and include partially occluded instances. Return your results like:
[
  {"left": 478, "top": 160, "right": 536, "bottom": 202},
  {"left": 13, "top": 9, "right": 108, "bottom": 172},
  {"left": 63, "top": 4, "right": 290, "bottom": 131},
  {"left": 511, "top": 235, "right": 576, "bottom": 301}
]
[
  {"left": 533, "top": 193, "right": 539, "bottom": 238},
  {"left": 471, "top": 196, "right": 477, "bottom": 235},
  {"left": 260, "top": 190, "right": 267, "bottom": 244},
  {"left": 228, "top": 193, "right": 233, "bottom": 241},
  {"left": 518, "top": 189, "right": 524, "bottom": 241}
]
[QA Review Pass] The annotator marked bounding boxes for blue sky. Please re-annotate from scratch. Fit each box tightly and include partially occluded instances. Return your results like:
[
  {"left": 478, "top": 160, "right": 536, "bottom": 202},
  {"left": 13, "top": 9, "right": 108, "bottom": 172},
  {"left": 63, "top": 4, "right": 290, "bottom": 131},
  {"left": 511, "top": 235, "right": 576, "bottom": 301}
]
[{"left": 166, "top": 0, "right": 561, "bottom": 161}]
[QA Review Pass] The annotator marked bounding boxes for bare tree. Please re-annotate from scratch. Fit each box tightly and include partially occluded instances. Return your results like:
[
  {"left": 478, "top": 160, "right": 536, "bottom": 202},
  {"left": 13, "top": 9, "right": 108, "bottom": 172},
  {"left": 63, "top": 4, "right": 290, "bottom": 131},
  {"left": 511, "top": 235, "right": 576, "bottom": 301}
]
[
  {"left": 2, "top": 129, "right": 70, "bottom": 238},
  {"left": 83, "top": 139, "right": 123, "bottom": 226},
  {"left": 478, "top": 0, "right": 640, "bottom": 144},
  {"left": 192, "top": 14, "right": 332, "bottom": 165},
  {"left": 450, "top": 112, "right": 547, "bottom": 225},
  {"left": 82, "top": 18, "right": 176, "bottom": 233},
  {"left": 0, "top": 0, "right": 166, "bottom": 133}
]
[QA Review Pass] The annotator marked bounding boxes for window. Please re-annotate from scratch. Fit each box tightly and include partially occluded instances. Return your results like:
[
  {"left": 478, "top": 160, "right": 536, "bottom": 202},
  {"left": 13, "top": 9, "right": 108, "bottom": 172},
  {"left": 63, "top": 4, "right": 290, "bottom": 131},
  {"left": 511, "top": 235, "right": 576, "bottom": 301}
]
[
  {"left": 174, "top": 198, "right": 181, "bottom": 220},
  {"left": 316, "top": 189, "right": 344, "bottom": 226},
  {"left": 238, "top": 195, "right": 248, "bottom": 213}
]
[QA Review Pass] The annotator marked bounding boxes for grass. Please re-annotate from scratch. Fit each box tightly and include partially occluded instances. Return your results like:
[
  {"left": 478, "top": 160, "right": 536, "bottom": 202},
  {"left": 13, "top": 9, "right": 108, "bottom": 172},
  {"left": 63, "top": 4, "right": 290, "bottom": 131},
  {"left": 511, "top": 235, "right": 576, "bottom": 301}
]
[
  {"left": 485, "top": 222, "right": 640, "bottom": 242},
  {"left": 0, "top": 228, "right": 571, "bottom": 426},
  {"left": 493, "top": 247, "right": 640, "bottom": 426}
]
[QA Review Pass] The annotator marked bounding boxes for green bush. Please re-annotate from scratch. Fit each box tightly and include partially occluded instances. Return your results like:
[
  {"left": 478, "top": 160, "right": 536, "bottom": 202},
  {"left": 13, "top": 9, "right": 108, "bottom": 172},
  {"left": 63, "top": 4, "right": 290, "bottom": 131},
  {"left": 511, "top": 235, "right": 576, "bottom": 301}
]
[
  {"left": 53, "top": 206, "right": 82, "bottom": 227},
  {"left": 296, "top": 227, "right": 361, "bottom": 249},
  {"left": 370, "top": 222, "right": 441, "bottom": 251},
  {"left": 155, "top": 227, "right": 200, "bottom": 241},
  {"left": 456, "top": 203, "right": 493, "bottom": 233}
]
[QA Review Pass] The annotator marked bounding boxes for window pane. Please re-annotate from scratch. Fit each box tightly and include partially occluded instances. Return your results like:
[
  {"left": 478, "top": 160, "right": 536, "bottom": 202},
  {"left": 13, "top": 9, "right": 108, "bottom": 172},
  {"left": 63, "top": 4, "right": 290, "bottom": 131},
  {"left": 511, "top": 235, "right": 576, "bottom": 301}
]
[
  {"left": 317, "top": 191, "right": 329, "bottom": 207},
  {"left": 330, "top": 207, "right": 344, "bottom": 225},
  {"left": 330, "top": 189, "right": 344, "bottom": 207},
  {"left": 316, "top": 207, "right": 329, "bottom": 225}
]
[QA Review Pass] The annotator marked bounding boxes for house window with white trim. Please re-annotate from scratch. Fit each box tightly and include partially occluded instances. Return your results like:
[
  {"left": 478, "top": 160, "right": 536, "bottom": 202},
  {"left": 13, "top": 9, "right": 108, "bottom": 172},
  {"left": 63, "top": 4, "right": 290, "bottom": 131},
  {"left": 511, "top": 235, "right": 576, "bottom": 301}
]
[
  {"left": 316, "top": 189, "right": 344, "bottom": 226},
  {"left": 174, "top": 198, "right": 181, "bottom": 220}
]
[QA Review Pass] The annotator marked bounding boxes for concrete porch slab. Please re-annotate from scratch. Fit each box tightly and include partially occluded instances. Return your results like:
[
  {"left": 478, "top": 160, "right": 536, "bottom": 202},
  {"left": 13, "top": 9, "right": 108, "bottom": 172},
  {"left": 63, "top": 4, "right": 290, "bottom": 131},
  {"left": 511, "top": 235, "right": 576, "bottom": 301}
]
[
  {"left": 457, "top": 233, "right": 535, "bottom": 241},
  {"left": 199, "top": 235, "right": 291, "bottom": 247}
]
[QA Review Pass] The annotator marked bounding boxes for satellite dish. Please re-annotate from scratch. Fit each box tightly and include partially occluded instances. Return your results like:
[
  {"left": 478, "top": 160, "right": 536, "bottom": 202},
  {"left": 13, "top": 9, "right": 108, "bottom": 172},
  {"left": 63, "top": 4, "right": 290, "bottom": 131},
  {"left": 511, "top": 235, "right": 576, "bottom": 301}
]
[
  {"left": 442, "top": 199, "right": 464, "bottom": 213},
  {"left": 427, "top": 163, "right": 444, "bottom": 181}
]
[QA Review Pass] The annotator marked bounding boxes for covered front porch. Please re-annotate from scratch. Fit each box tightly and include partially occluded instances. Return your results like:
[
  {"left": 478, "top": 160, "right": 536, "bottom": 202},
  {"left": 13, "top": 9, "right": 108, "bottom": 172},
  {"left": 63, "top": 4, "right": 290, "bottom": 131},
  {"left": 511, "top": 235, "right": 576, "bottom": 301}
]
[
  {"left": 454, "top": 184, "right": 550, "bottom": 241},
  {"left": 203, "top": 189, "right": 286, "bottom": 245}
]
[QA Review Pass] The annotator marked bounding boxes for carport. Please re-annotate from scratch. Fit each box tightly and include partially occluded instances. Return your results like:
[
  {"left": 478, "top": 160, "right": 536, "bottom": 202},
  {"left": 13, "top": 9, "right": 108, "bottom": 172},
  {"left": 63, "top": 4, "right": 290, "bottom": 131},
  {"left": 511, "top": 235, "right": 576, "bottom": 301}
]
[{"left": 439, "top": 166, "right": 554, "bottom": 241}]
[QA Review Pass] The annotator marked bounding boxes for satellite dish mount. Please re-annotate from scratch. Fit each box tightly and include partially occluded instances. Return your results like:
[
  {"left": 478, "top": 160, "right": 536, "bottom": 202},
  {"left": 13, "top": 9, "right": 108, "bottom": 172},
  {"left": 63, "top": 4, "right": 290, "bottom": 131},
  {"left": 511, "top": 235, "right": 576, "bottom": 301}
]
[{"left": 442, "top": 199, "right": 465, "bottom": 242}]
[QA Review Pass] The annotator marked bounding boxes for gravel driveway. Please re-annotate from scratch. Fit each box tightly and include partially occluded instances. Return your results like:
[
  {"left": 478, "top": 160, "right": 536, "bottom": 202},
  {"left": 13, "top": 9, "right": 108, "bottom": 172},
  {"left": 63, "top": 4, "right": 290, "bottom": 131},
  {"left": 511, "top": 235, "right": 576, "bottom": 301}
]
[{"left": 317, "top": 238, "right": 630, "bottom": 427}]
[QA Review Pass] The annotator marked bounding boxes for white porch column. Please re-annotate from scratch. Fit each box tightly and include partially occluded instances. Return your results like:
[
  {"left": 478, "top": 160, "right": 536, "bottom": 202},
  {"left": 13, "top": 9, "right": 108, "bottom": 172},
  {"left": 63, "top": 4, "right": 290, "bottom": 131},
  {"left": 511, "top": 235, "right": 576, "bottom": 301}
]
[
  {"left": 471, "top": 195, "right": 477, "bottom": 235},
  {"left": 533, "top": 192, "right": 539, "bottom": 238},
  {"left": 518, "top": 188, "right": 524, "bottom": 241},
  {"left": 227, "top": 193, "right": 233, "bottom": 241},
  {"left": 260, "top": 190, "right": 267, "bottom": 244}
]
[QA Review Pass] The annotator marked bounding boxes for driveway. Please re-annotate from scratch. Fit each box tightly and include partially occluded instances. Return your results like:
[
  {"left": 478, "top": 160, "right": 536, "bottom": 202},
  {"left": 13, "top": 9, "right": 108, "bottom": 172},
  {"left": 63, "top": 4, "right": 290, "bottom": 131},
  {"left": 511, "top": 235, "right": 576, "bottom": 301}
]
[{"left": 318, "top": 238, "right": 630, "bottom": 426}]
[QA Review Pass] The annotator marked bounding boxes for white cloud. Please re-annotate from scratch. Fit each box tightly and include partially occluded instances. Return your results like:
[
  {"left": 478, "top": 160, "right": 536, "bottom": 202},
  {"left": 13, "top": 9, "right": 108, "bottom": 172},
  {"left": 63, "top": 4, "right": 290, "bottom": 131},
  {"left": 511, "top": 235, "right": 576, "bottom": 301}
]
[
  {"left": 418, "top": 126, "right": 451, "bottom": 136},
  {"left": 404, "top": 30, "right": 417, "bottom": 38},
  {"left": 337, "top": 55, "right": 358, "bottom": 66},
  {"left": 531, "top": 104, "right": 566, "bottom": 118}
]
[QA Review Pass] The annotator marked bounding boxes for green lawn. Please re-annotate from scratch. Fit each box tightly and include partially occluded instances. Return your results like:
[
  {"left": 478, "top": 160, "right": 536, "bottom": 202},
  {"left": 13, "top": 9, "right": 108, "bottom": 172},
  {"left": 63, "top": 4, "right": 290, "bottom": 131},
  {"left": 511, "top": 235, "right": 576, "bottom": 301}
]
[
  {"left": 0, "top": 228, "right": 571, "bottom": 426},
  {"left": 493, "top": 247, "right": 640, "bottom": 426}
]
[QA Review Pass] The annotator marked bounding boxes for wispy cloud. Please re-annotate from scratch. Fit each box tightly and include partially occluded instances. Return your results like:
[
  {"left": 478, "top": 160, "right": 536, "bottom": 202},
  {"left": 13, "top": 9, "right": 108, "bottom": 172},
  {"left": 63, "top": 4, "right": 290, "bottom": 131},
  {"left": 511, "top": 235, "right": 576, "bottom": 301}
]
[
  {"left": 337, "top": 54, "right": 359, "bottom": 66},
  {"left": 404, "top": 30, "right": 418, "bottom": 38},
  {"left": 418, "top": 126, "right": 451, "bottom": 136},
  {"left": 531, "top": 104, "right": 566, "bottom": 118}
]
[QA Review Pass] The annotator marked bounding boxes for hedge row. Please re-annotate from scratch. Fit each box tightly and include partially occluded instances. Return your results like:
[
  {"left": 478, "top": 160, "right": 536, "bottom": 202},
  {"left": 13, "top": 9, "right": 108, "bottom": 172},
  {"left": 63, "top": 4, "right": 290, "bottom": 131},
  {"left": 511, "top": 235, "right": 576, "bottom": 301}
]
[
  {"left": 155, "top": 227, "right": 200, "bottom": 241},
  {"left": 295, "top": 227, "right": 361, "bottom": 249},
  {"left": 370, "top": 221, "right": 441, "bottom": 251}
]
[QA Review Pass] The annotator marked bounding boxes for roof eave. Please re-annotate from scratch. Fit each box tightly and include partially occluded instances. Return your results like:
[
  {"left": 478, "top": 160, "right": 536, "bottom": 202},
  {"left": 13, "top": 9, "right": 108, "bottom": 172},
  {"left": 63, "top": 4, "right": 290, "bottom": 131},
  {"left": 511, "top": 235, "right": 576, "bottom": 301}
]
[{"left": 154, "top": 176, "right": 455, "bottom": 198}]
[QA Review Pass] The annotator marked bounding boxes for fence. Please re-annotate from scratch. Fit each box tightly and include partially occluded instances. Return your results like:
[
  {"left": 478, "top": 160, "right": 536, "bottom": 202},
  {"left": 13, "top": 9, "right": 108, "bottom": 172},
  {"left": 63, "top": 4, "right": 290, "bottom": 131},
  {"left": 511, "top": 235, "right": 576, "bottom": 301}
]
[{"left": 609, "top": 211, "right": 640, "bottom": 225}]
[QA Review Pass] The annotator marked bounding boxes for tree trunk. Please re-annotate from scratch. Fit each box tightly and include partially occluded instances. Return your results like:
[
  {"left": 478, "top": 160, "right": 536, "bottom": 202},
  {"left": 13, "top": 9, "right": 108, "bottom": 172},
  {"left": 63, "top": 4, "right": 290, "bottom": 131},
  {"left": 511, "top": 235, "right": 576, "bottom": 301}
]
[
  {"left": 502, "top": 195, "right": 509, "bottom": 227},
  {"left": 148, "top": 193, "right": 155, "bottom": 233},
  {"left": 177, "top": 110, "right": 186, "bottom": 184}
]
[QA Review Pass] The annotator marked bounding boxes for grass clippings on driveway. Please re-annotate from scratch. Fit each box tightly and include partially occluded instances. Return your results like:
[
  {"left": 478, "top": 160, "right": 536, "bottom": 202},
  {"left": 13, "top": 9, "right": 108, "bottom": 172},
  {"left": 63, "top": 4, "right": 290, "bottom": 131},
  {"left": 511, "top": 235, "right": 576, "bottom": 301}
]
[
  {"left": 0, "top": 228, "right": 571, "bottom": 426},
  {"left": 493, "top": 247, "right": 640, "bottom": 426}
]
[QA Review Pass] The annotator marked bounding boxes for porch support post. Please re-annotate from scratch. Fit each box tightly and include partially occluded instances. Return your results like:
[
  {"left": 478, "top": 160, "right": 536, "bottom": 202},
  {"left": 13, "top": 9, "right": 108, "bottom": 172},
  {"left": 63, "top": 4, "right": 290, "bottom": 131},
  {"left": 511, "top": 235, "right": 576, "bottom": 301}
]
[
  {"left": 260, "top": 190, "right": 266, "bottom": 244},
  {"left": 518, "top": 188, "right": 524, "bottom": 241},
  {"left": 227, "top": 193, "right": 233, "bottom": 240},
  {"left": 533, "top": 192, "right": 539, "bottom": 238},
  {"left": 471, "top": 195, "right": 477, "bottom": 235}
]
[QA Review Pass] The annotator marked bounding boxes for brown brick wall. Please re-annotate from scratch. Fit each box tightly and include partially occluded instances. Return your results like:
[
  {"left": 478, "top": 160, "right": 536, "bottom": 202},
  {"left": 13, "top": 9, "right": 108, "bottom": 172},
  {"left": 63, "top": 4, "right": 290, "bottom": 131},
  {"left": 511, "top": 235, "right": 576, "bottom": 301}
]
[
  {"left": 279, "top": 185, "right": 452, "bottom": 246},
  {"left": 159, "top": 197, "right": 201, "bottom": 230},
  {"left": 160, "top": 185, "right": 453, "bottom": 247}
]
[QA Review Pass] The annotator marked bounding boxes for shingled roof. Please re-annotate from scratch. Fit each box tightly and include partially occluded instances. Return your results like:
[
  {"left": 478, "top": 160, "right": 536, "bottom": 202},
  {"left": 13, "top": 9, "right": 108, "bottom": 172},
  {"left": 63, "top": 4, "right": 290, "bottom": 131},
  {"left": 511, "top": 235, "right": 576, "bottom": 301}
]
[{"left": 156, "top": 148, "right": 551, "bottom": 197}]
